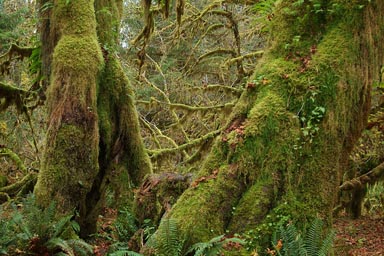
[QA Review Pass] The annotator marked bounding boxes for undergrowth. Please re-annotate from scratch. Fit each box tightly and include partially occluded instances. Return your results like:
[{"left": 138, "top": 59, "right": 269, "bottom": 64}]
[{"left": 0, "top": 194, "right": 93, "bottom": 256}]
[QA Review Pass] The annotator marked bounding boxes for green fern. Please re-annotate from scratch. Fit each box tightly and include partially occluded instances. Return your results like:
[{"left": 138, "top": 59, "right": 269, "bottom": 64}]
[
  {"left": 186, "top": 235, "right": 245, "bottom": 256},
  {"left": 317, "top": 230, "right": 336, "bottom": 256},
  {"left": 272, "top": 219, "right": 335, "bottom": 256},
  {"left": 1, "top": 195, "right": 93, "bottom": 255},
  {"left": 154, "top": 218, "right": 184, "bottom": 256},
  {"left": 109, "top": 250, "right": 144, "bottom": 256},
  {"left": 304, "top": 218, "right": 322, "bottom": 256},
  {"left": 0, "top": 210, "right": 14, "bottom": 254}
]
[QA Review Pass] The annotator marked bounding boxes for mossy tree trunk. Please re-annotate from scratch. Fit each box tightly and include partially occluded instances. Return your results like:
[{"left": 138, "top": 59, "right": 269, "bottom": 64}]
[
  {"left": 34, "top": 0, "right": 151, "bottom": 237},
  {"left": 155, "top": 0, "right": 384, "bottom": 247}
]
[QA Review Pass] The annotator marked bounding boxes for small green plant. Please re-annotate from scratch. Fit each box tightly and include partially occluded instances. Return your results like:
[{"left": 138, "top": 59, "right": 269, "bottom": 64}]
[{"left": 270, "top": 219, "right": 335, "bottom": 256}]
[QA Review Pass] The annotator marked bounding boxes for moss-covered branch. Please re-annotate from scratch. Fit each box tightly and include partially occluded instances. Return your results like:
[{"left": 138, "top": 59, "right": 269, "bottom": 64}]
[
  {"left": 141, "top": 74, "right": 191, "bottom": 145},
  {"left": 339, "top": 161, "right": 384, "bottom": 191},
  {"left": 0, "top": 172, "right": 37, "bottom": 197},
  {"left": 223, "top": 50, "right": 264, "bottom": 67},
  {"left": 137, "top": 98, "right": 236, "bottom": 112},
  {"left": 0, "top": 82, "right": 28, "bottom": 112},
  {"left": 0, "top": 147, "right": 27, "bottom": 174},
  {"left": 147, "top": 128, "right": 222, "bottom": 159}
]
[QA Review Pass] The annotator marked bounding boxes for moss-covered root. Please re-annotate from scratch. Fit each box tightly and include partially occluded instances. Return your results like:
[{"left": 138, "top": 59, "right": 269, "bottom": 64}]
[{"left": 34, "top": 0, "right": 103, "bottom": 233}]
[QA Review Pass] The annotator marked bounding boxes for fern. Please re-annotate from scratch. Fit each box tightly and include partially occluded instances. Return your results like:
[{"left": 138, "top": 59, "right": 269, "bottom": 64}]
[
  {"left": 0, "top": 210, "right": 14, "bottom": 254},
  {"left": 187, "top": 235, "right": 245, "bottom": 256},
  {"left": 0, "top": 195, "right": 93, "bottom": 255},
  {"left": 66, "top": 239, "right": 94, "bottom": 256},
  {"left": 107, "top": 242, "right": 144, "bottom": 256},
  {"left": 317, "top": 230, "right": 335, "bottom": 256},
  {"left": 46, "top": 237, "right": 76, "bottom": 256},
  {"left": 304, "top": 218, "right": 322, "bottom": 256},
  {"left": 155, "top": 218, "right": 184, "bottom": 256},
  {"left": 109, "top": 250, "right": 144, "bottom": 256},
  {"left": 272, "top": 219, "right": 335, "bottom": 256}
]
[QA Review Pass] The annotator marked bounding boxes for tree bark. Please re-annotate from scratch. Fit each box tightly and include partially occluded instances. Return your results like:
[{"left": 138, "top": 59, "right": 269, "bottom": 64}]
[{"left": 154, "top": 0, "right": 384, "bottom": 247}]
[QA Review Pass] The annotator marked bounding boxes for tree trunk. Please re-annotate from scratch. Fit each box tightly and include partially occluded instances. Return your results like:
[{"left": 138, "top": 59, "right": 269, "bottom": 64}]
[
  {"left": 34, "top": 0, "right": 151, "bottom": 237},
  {"left": 154, "top": 0, "right": 383, "bottom": 247}
]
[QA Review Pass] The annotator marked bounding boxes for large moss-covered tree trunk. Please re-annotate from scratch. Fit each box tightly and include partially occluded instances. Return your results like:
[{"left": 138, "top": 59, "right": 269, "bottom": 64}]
[
  {"left": 155, "top": 0, "right": 384, "bottom": 247},
  {"left": 34, "top": 0, "right": 151, "bottom": 237}
]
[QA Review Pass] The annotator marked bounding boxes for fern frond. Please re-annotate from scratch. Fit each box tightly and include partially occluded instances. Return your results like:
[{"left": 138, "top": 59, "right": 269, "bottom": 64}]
[
  {"left": 317, "top": 230, "right": 335, "bottom": 256},
  {"left": 52, "top": 215, "right": 73, "bottom": 238},
  {"left": 187, "top": 235, "right": 245, "bottom": 256},
  {"left": 304, "top": 219, "right": 322, "bottom": 256},
  {"left": 67, "top": 239, "right": 94, "bottom": 256},
  {"left": 45, "top": 237, "right": 75, "bottom": 256},
  {"left": 109, "top": 250, "right": 144, "bottom": 256},
  {"left": 155, "top": 218, "right": 183, "bottom": 256}
]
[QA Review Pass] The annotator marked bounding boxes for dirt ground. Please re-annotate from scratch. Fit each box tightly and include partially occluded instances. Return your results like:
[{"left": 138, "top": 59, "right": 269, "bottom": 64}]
[{"left": 333, "top": 216, "right": 384, "bottom": 255}]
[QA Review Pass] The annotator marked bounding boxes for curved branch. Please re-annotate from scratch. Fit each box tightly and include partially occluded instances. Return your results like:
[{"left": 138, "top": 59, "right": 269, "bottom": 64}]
[
  {"left": 137, "top": 98, "right": 236, "bottom": 111},
  {"left": 0, "top": 82, "right": 27, "bottom": 112},
  {"left": 148, "top": 128, "right": 222, "bottom": 159},
  {"left": 339, "top": 161, "right": 384, "bottom": 191}
]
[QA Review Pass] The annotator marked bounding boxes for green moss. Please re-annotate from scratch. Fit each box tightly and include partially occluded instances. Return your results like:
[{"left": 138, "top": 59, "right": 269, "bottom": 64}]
[
  {"left": 35, "top": 124, "right": 99, "bottom": 210},
  {"left": 228, "top": 177, "right": 275, "bottom": 233},
  {"left": 54, "top": 0, "right": 98, "bottom": 36},
  {"left": 169, "top": 164, "right": 246, "bottom": 246},
  {"left": 0, "top": 174, "right": 7, "bottom": 187},
  {"left": 53, "top": 35, "right": 103, "bottom": 75}
]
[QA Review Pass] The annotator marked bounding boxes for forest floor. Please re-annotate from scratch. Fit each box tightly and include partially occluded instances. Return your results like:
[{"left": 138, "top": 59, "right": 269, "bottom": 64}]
[
  {"left": 333, "top": 215, "right": 384, "bottom": 255},
  {"left": 91, "top": 207, "right": 384, "bottom": 255}
]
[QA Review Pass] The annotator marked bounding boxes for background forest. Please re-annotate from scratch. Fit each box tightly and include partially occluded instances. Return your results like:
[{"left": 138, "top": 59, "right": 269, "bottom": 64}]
[{"left": 0, "top": 0, "right": 384, "bottom": 255}]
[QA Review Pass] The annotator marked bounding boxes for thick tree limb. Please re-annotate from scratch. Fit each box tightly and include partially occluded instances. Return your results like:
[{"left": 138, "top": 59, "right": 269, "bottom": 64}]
[{"left": 339, "top": 161, "right": 384, "bottom": 191}]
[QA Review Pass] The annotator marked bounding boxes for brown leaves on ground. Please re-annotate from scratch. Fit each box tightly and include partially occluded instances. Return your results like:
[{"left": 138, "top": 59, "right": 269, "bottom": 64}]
[{"left": 334, "top": 216, "right": 384, "bottom": 255}]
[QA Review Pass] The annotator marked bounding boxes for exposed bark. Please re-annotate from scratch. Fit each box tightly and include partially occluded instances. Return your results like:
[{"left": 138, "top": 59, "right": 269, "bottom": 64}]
[{"left": 153, "top": 0, "right": 383, "bottom": 247}]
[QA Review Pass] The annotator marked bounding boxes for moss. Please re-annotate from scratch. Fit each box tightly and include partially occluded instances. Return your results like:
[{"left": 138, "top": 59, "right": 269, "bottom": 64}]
[
  {"left": 0, "top": 174, "right": 7, "bottom": 187},
  {"left": 168, "top": 164, "right": 246, "bottom": 245},
  {"left": 228, "top": 177, "right": 275, "bottom": 233},
  {"left": 52, "top": 35, "right": 103, "bottom": 75},
  {"left": 154, "top": 0, "right": 382, "bottom": 250},
  {"left": 54, "top": 0, "right": 98, "bottom": 37},
  {"left": 35, "top": 124, "right": 99, "bottom": 211},
  {"left": 35, "top": 0, "right": 103, "bottom": 237}
]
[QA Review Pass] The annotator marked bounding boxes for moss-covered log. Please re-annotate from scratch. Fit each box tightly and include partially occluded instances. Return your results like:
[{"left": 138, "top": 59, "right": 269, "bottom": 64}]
[{"left": 154, "top": 0, "right": 384, "bottom": 248}]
